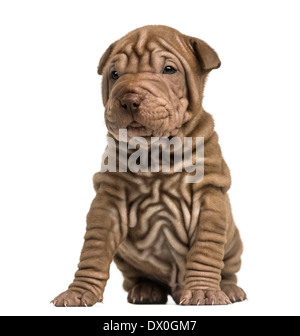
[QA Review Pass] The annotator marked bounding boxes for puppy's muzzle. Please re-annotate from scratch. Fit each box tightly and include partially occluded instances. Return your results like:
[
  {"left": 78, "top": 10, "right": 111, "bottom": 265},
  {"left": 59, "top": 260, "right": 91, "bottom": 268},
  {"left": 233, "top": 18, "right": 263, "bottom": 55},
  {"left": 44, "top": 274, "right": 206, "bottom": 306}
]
[{"left": 120, "top": 93, "right": 141, "bottom": 115}]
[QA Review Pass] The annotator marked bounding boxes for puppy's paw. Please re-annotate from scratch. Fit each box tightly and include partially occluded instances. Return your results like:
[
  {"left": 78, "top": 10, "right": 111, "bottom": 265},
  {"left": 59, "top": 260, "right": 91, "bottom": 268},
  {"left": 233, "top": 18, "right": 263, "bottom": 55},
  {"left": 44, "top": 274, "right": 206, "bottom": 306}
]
[
  {"left": 128, "top": 281, "right": 168, "bottom": 304},
  {"left": 51, "top": 289, "right": 100, "bottom": 307},
  {"left": 221, "top": 284, "right": 247, "bottom": 303},
  {"left": 179, "top": 289, "right": 231, "bottom": 306}
]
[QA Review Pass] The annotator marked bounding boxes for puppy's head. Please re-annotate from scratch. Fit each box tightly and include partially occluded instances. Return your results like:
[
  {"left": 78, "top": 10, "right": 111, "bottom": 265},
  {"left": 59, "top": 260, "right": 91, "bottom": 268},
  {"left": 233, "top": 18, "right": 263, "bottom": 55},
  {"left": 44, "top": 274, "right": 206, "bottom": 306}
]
[{"left": 98, "top": 25, "right": 220, "bottom": 141}]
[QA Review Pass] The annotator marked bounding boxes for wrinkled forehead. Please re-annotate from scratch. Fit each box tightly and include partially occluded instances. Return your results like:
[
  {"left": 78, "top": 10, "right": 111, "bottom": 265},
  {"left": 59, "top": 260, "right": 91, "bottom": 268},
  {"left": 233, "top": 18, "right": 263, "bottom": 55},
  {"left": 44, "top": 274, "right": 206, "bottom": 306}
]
[{"left": 109, "top": 33, "right": 189, "bottom": 74}]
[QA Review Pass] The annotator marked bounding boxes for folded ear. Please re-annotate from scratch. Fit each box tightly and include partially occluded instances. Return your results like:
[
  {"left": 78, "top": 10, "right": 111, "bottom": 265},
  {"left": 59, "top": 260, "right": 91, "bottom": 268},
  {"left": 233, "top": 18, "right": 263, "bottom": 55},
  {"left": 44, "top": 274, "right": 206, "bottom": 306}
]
[
  {"left": 189, "top": 37, "right": 221, "bottom": 71},
  {"left": 97, "top": 42, "right": 117, "bottom": 75}
]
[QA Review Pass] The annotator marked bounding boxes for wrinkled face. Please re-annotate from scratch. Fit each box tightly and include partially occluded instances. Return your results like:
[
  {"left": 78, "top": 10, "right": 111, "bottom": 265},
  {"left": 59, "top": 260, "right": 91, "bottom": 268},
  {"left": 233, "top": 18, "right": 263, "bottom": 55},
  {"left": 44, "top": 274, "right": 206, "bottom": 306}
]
[
  {"left": 102, "top": 42, "right": 189, "bottom": 140},
  {"left": 99, "top": 26, "right": 221, "bottom": 141}
]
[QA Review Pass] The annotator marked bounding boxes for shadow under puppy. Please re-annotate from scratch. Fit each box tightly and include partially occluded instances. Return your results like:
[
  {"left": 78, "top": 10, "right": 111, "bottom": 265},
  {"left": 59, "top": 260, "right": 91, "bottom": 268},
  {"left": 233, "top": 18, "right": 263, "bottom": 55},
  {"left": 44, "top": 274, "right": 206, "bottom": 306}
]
[{"left": 52, "top": 25, "right": 246, "bottom": 306}]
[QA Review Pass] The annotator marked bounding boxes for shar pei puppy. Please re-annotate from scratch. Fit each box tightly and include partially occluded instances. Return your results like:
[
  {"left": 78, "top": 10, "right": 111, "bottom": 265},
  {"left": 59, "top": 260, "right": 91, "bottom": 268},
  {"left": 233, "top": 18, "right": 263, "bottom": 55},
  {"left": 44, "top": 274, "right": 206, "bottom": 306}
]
[{"left": 52, "top": 25, "right": 246, "bottom": 306}]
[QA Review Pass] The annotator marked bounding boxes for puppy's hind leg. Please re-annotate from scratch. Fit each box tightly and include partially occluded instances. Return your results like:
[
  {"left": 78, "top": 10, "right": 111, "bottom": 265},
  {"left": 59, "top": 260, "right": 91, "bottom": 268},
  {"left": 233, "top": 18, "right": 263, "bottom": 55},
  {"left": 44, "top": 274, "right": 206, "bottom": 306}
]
[
  {"left": 127, "top": 280, "right": 169, "bottom": 305},
  {"left": 221, "top": 229, "right": 247, "bottom": 303},
  {"left": 114, "top": 254, "right": 169, "bottom": 304}
]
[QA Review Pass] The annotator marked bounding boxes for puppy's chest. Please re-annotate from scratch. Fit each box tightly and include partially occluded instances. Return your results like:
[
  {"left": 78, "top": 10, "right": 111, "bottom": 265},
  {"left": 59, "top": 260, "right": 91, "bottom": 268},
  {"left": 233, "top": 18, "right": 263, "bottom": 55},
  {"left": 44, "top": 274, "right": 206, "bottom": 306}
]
[{"left": 125, "top": 177, "right": 200, "bottom": 252}]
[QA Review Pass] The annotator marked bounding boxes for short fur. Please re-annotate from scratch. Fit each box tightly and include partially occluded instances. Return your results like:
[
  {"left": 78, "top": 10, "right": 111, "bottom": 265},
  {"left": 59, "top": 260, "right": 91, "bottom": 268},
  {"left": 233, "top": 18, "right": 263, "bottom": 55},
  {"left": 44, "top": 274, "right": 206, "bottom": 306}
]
[{"left": 52, "top": 25, "right": 246, "bottom": 306}]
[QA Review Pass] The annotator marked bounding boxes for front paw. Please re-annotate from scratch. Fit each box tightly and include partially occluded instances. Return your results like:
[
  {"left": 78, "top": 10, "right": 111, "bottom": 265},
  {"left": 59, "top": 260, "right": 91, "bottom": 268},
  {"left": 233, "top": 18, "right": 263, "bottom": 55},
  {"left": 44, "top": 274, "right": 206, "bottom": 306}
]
[
  {"left": 51, "top": 289, "right": 101, "bottom": 307},
  {"left": 179, "top": 289, "right": 231, "bottom": 306}
]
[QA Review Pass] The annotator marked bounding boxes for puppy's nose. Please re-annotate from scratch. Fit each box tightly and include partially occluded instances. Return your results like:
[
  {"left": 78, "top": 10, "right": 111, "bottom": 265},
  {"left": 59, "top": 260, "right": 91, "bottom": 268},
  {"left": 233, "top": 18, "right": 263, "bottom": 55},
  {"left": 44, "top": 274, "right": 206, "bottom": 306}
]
[{"left": 120, "top": 93, "right": 141, "bottom": 113}]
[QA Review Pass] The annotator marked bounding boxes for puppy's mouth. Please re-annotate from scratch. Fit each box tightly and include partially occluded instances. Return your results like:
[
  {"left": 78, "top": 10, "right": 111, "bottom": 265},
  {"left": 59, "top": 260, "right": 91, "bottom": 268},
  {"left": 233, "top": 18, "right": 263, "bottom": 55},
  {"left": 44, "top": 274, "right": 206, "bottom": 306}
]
[{"left": 127, "top": 121, "right": 149, "bottom": 137}]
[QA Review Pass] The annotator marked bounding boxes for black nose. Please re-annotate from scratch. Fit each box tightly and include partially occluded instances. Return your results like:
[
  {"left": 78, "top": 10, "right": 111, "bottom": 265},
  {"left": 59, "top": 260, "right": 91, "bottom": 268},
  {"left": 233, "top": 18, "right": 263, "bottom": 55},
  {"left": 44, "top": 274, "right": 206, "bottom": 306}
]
[{"left": 120, "top": 93, "right": 141, "bottom": 113}]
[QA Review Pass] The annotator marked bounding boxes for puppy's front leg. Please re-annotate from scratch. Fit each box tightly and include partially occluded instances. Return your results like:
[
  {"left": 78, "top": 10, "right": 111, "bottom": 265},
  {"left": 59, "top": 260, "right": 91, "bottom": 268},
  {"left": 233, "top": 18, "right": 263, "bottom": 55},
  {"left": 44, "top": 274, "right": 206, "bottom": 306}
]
[
  {"left": 180, "top": 186, "right": 231, "bottom": 305},
  {"left": 52, "top": 188, "right": 127, "bottom": 307}
]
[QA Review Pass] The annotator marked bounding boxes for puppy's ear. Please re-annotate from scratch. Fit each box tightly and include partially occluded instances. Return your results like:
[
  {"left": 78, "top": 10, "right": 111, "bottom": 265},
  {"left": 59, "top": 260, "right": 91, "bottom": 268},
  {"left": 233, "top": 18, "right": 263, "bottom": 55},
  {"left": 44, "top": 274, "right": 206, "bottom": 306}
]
[
  {"left": 97, "top": 42, "right": 117, "bottom": 75},
  {"left": 189, "top": 37, "right": 221, "bottom": 71}
]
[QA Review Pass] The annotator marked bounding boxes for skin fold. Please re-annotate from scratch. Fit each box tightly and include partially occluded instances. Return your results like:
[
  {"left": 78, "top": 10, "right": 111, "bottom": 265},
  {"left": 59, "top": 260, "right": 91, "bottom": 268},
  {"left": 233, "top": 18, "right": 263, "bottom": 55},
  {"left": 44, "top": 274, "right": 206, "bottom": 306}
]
[{"left": 52, "top": 25, "right": 246, "bottom": 307}]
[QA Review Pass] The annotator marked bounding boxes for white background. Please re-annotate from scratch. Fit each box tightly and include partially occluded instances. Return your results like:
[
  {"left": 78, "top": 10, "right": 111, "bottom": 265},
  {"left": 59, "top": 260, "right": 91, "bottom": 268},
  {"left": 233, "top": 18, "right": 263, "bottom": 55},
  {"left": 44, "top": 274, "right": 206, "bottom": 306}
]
[{"left": 0, "top": 0, "right": 300, "bottom": 316}]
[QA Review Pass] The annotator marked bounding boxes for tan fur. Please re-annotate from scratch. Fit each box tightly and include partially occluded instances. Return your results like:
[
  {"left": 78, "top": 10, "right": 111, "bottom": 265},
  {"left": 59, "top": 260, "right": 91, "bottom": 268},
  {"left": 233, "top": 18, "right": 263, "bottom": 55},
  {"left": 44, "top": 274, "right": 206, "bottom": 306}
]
[{"left": 52, "top": 25, "right": 246, "bottom": 307}]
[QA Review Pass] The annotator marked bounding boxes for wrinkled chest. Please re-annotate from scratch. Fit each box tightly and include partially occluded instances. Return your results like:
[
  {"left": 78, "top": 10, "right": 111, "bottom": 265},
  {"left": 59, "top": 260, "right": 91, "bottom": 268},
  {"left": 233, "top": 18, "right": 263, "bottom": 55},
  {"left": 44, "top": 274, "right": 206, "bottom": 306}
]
[
  {"left": 117, "top": 176, "right": 201, "bottom": 288},
  {"left": 126, "top": 177, "right": 200, "bottom": 252}
]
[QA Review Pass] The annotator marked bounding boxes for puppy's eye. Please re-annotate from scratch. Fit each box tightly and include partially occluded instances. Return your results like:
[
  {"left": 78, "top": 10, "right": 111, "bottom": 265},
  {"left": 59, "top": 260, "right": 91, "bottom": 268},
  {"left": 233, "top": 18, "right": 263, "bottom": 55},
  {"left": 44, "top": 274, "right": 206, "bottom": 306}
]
[
  {"left": 163, "top": 66, "right": 177, "bottom": 75},
  {"left": 111, "top": 71, "right": 119, "bottom": 80}
]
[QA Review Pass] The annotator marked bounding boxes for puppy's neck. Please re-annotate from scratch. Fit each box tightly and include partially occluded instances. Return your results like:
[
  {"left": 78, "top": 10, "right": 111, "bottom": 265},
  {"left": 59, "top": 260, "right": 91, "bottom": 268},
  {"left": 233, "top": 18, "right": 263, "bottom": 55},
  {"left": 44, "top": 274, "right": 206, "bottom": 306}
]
[{"left": 101, "top": 113, "right": 211, "bottom": 177}]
